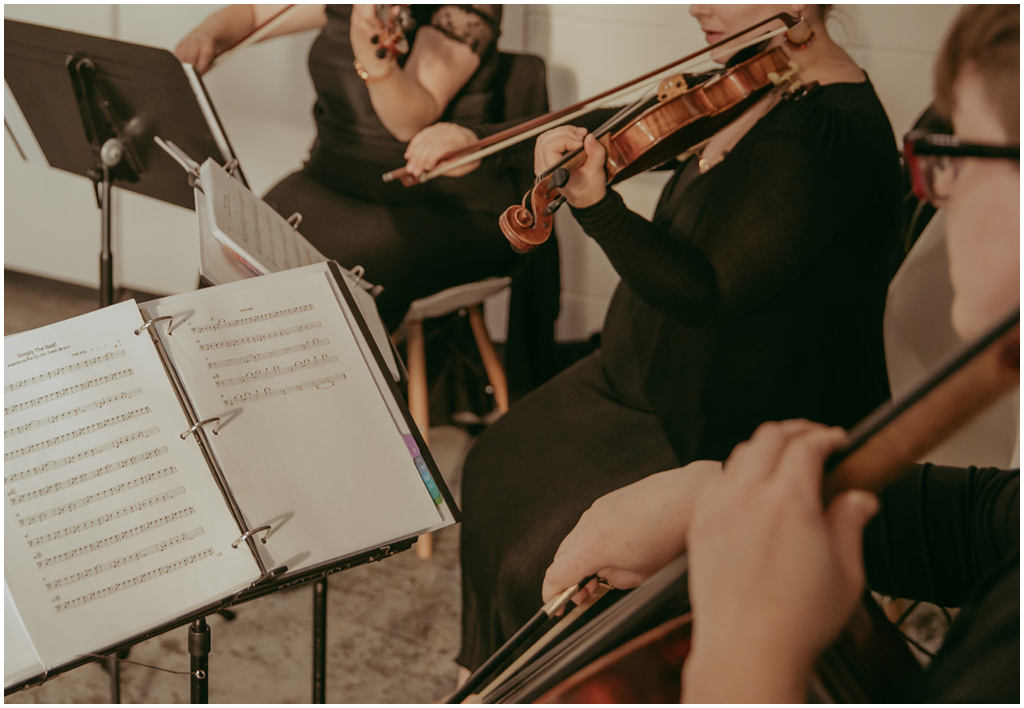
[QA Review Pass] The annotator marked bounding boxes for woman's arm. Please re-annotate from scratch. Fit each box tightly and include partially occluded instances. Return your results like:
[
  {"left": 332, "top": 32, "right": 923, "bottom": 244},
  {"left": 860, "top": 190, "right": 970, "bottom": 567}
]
[
  {"left": 174, "top": 4, "right": 327, "bottom": 74},
  {"left": 864, "top": 464, "right": 1020, "bottom": 605},
  {"left": 355, "top": 5, "right": 498, "bottom": 143}
]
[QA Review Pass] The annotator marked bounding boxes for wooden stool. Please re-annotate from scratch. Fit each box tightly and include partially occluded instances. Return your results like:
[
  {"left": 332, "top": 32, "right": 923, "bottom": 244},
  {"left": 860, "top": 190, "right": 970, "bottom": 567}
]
[{"left": 405, "top": 277, "right": 512, "bottom": 559}]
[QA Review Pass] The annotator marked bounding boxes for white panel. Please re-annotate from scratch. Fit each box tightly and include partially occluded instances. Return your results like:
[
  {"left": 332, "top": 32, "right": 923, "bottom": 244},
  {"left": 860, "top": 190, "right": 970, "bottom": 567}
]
[
  {"left": 3, "top": 145, "right": 101, "bottom": 289},
  {"left": 829, "top": 4, "right": 962, "bottom": 53},
  {"left": 4, "top": 3, "right": 112, "bottom": 36}
]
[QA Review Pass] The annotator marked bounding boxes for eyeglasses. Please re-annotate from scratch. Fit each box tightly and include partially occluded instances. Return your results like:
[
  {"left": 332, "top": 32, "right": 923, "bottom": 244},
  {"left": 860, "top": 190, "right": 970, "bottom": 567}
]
[{"left": 903, "top": 130, "right": 1020, "bottom": 206}]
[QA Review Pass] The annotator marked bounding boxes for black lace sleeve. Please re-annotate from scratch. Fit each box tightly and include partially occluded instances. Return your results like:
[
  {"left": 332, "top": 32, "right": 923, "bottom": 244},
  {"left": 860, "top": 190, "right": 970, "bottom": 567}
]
[{"left": 426, "top": 5, "right": 501, "bottom": 55}]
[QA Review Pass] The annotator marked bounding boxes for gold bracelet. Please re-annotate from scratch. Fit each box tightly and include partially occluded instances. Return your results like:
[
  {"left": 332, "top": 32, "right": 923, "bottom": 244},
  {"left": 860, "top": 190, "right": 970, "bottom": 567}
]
[{"left": 353, "top": 59, "right": 394, "bottom": 85}]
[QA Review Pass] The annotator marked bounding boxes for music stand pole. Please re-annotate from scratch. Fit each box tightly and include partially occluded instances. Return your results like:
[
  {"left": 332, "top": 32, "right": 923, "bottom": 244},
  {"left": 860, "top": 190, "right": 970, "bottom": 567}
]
[
  {"left": 313, "top": 579, "right": 328, "bottom": 702},
  {"left": 189, "top": 618, "right": 211, "bottom": 703},
  {"left": 99, "top": 161, "right": 115, "bottom": 307}
]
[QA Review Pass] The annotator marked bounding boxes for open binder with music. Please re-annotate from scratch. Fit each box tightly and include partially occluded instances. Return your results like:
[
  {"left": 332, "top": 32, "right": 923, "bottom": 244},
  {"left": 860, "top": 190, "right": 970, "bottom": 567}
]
[{"left": 4, "top": 261, "right": 457, "bottom": 690}]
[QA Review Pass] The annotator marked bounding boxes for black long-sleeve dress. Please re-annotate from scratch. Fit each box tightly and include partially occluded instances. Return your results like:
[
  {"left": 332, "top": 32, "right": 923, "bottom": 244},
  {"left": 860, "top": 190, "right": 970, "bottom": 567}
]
[
  {"left": 865, "top": 464, "right": 1020, "bottom": 702},
  {"left": 263, "top": 5, "right": 519, "bottom": 331},
  {"left": 458, "top": 78, "right": 904, "bottom": 669}
]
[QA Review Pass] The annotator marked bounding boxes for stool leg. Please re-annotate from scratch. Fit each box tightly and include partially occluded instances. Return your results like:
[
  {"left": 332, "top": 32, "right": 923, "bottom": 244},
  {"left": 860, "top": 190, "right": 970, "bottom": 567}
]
[
  {"left": 467, "top": 305, "right": 509, "bottom": 415},
  {"left": 406, "top": 318, "right": 434, "bottom": 560}
]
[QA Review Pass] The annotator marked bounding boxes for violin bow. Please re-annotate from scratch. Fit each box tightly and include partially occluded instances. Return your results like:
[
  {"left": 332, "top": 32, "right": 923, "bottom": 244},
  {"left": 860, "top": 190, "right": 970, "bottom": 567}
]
[
  {"left": 383, "top": 13, "right": 802, "bottom": 185},
  {"left": 206, "top": 5, "right": 299, "bottom": 71},
  {"left": 459, "top": 307, "right": 1020, "bottom": 703}
]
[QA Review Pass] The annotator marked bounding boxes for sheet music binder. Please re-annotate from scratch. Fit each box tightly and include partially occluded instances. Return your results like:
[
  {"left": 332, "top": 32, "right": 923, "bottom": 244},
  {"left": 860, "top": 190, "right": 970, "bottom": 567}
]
[{"left": 4, "top": 262, "right": 457, "bottom": 693}]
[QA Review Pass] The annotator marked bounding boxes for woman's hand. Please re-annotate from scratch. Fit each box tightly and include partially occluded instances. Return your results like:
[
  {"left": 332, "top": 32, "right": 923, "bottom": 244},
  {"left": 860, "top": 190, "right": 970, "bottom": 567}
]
[
  {"left": 174, "top": 31, "right": 218, "bottom": 74},
  {"left": 350, "top": 4, "right": 394, "bottom": 75},
  {"left": 541, "top": 461, "right": 722, "bottom": 605},
  {"left": 534, "top": 127, "right": 608, "bottom": 208},
  {"left": 683, "top": 420, "right": 880, "bottom": 703},
  {"left": 404, "top": 122, "right": 481, "bottom": 178}
]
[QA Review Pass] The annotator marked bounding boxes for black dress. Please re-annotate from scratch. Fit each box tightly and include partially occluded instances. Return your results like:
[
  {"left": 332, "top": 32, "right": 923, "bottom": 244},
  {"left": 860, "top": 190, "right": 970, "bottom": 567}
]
[
  {"left": 263, "top": 5, "right": 518, "bottom": 331},
  {"left": 458, "top": 79, "right": 904, "bottom": 668},
  {"left": 865, "top": 464, "right": 1019, "bottom": 702}
]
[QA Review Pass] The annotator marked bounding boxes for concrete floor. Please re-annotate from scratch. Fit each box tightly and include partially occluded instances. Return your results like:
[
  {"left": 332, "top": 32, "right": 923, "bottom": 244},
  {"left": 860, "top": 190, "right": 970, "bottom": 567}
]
[{"left": 4, "top": 271, "right": 474, "bottom": 703}]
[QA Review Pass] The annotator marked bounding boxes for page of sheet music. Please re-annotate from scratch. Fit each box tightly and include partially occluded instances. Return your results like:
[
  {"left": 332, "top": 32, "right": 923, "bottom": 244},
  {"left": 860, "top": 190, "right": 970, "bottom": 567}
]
[
  {"left": 202, "top": 158, "right": 326, "bottom": 275},
  {"left": 3, "top": 302, "right": 261, "bottom": 680},
  {"left": 140, "top": 265, "right": 443, "bottom": 573}
]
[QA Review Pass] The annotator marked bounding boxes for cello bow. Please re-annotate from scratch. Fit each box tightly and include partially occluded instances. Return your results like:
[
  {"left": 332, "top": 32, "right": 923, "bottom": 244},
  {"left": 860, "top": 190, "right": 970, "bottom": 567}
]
[{"left": 462, "top": 307, "right": 1019, "bottom": 703}]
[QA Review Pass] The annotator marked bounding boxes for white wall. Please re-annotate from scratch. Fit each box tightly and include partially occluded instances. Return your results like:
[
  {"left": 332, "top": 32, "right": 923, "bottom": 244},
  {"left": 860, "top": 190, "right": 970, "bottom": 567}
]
[{"left": 4, "top": 4, "right": 961, "bottom": 340}]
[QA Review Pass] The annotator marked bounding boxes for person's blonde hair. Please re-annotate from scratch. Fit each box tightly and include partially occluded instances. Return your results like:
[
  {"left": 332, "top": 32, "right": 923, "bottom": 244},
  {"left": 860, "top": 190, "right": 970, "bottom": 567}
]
[{"left": 935, "top": 4, "right": 1019, "bottom": 137}]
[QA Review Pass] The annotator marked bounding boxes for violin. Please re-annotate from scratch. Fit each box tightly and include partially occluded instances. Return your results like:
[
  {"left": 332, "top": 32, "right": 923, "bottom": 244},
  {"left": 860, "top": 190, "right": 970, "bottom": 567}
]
[
  {"left": 380, "top": 13, "right": 806, "bottom": 196},
  {"left": 452, "top": 308, "right": 1021, "bottom": 703},
  {"left": 371, "top": 4, "right": 414, "bottom": 60},
  {"left": 500, "top": 45, "right": 800, "bottom": 254}
]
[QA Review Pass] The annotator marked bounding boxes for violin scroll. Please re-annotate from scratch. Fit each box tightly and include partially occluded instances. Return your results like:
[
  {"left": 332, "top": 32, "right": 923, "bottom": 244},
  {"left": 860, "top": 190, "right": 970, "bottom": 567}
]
[
  {"left": 498, "top": 168, "right": 572, "bottom": 253},
  {"left": 372, "top": 4, "right": 413, "bottom": 60}
]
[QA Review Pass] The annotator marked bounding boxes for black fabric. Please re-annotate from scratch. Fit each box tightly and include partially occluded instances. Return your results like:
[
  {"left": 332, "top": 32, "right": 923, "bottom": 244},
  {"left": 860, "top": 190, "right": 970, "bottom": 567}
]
[
  {"left": 457, "top": 353, "right": 681, "bottom": 667},
  {"left": 458, "top": 79, "right": 904, "bottom": 669},
  {"left": 864, "top": 465, "right": 1020, "bottom": 702},
  {"left": 263, "top": 5, "right": 543, "bottom": 336}
]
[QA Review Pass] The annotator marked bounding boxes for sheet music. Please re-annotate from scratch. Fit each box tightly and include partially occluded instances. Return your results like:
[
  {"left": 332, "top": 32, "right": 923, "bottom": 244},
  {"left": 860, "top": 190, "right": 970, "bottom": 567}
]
[
  {"left": 140, "top": 265, "right": 443, "bottom": 574},
  {"left": 201, "top": 158, "right": 326, "bottom": 275},
  {"left": 4, "top": 302, "right": 260, "bottom": 680}
]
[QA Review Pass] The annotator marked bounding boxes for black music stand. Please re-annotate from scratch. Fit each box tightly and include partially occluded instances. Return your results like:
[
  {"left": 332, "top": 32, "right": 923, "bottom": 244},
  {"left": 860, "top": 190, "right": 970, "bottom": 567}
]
[{"left": 4, "top": 19, "right": 246, "bottom": 308}]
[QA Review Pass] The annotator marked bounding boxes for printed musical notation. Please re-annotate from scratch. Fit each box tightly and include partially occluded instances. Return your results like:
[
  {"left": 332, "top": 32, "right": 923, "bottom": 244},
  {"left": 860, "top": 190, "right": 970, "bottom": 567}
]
[
  {"left": 25, "top": 487, "right": 187, "bottom": 548},
  {"left": 190, "top": 304, "right": 314, "bottom": 334},
  {"left": 4, "top": 369, "right": 134, "bottom": 416},
  {"left": 7, "top": 447, "right": 170, "bottom": 506},
  {"left": 5, "top": 350, "right": 127, "bottom": 393},
  {"left": 5, "top": 407, "right": 151, "bottom": 461},
  {"left": 54, "top": 548, "right": 215, "bottom": 613},
  {"left": 222, "top": 373, "right": 348, "bottom": 408},
  {"left": 214, "top": 354, "right": 338, "bottom": 388},
  {"left": 5, "top": 388, "right": 143, "bottom": 439},
  {"left": 45, "top": 528, "right": 205, "bottom": 590},
  {"left": 199, "top": 321, "right": 322, "bottom": 352},
  {"left": 18, "top": 467, "right": 178, "bottom": 527},
  {"left": 206, "top": 338, "right": 329, "bottom": 370},
  {"left": 36, "top": 507, "right": 195, "bottom": 569},
  {"left": 5, "top": 427, "right": 162, "bottom": 484}
]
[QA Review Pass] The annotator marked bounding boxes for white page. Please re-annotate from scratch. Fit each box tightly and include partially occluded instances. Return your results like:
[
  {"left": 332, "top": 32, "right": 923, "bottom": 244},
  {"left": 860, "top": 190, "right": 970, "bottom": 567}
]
[
  {"left": 4, "top": 582, "right": 42, "bottom": 689},
  {"left": 192, "top": 160, "right": 401, "bottom": 382},
  {"left": 140, "top": 265, "right": 443, "bottom": 574},
  {"left": 4, "top": 302, "right": 261, "bottom": 681},
  {"left": 201, "top": 159, "right": 326, "bottom": 275}
]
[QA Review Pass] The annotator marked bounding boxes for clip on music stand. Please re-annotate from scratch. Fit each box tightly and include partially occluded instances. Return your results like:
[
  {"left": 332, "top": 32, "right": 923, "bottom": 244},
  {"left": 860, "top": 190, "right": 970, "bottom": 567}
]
[{"left": 4, "top": 18, "right": 245, "bottom": 308}]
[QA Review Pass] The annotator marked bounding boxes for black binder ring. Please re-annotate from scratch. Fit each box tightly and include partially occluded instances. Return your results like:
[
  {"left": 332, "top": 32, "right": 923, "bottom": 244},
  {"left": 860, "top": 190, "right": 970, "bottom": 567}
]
[
  {"left": 232, "top": 525, "right": 272, "bottom": 548},
  {"left": 134, "top": 316, "right": 174, "bottom": 336},
  {"left": 180, "top": 417, "right": 221, "bottom": 440}
]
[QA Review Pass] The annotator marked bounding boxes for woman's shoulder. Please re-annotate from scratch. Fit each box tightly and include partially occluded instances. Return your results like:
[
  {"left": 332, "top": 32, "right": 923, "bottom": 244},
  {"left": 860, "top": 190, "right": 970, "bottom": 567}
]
[
  {"left": 413, "top": 5, "right": 501, "bottom": 55},
  {"left": 770, "top": 79, "right": 897, "bottom": 153}
]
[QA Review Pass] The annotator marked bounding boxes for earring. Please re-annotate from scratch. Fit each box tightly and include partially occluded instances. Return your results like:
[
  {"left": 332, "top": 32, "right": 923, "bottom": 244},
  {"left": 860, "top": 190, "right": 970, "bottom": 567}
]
[{"left": 785, "top": 18, "right": 814, "bottom": 50}]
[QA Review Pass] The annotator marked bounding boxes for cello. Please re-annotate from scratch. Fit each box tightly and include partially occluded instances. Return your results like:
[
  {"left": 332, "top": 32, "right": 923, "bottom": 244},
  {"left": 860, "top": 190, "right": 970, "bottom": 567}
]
[{"left": 451, "top": 308, "right": 1020, "bottom": 703}]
